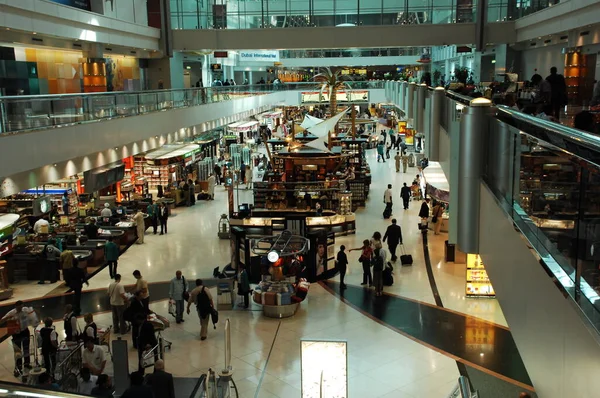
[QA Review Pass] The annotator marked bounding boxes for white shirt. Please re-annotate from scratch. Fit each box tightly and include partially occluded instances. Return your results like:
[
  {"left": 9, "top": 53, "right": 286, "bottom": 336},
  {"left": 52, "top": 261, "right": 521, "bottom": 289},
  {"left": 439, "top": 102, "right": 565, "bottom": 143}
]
[
  {"left": 100, "top": 208, "right": 112, "bottom": 218},
  {"left": 82, "top": 345, "right": 106, "bottom": 371},
  {"left": 33, "top": 219, "right": 49, "bottom": 234},
  {"left": 384, "top": 189, "right": 393, "bottom": 204},
  {"left": 108, "top": 281, "right": 126, "bottom": 306},
  {"left": 78, "top": 375, "right": 98, "bottom": 395},
  {"left": 2, "top": 307, "right": 36, "bottom": 331}
]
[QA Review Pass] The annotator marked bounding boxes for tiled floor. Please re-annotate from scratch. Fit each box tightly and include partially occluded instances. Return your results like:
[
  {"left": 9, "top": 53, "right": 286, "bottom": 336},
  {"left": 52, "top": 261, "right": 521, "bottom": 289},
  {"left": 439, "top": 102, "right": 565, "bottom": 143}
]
[{"left": 0, "top": 147, "right": 514, "bottom": 397}]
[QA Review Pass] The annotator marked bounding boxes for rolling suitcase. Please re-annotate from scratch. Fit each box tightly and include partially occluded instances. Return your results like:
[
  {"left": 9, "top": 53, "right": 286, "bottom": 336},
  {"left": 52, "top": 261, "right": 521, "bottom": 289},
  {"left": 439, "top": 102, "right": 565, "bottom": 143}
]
[
  {"left": 383, "top": 206, "right": 392, "bottom": 219},
  {"left": 400, "top": 245, "right": 413, "bottom": 266}
]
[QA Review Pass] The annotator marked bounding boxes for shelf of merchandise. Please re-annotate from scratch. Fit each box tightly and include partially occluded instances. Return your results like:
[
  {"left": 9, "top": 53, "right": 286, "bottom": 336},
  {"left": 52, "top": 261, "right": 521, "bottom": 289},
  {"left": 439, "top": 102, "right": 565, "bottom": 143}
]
[
  {"left": 466, "top": 254, "right": 495, "bottom": 298},
  {"left": 143, "top": 165, "right": 173, "bottom": 189}
]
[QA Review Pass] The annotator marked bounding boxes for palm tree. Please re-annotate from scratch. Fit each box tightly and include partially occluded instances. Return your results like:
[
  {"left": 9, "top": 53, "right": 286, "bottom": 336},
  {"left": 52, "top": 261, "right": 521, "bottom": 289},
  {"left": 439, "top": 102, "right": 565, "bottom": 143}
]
[{"left": 313, "top": 68, "right": 352, "bottom": 147}]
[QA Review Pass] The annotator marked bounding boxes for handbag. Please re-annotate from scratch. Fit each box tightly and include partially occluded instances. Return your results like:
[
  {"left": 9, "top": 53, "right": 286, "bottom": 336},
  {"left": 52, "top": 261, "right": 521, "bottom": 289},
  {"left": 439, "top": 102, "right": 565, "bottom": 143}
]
[
  {"left": 182, "top": 276, "right": 190, "bottom": 301},
  {"left": 432, "top": 216, "right": 438, "bottom": 223}
]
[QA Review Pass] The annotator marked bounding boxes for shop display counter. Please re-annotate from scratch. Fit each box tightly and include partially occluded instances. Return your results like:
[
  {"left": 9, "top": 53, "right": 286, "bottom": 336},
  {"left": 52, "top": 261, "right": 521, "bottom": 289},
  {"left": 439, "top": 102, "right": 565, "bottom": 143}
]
[
  {"left": 11, "top": 245, "right": 93, "bottom": 281},
  {"left": 466, "top": 254, "right": 495, "bottom": 298},
  {"left": 230, "top": 211, "right": 356, "bottom": 236}
]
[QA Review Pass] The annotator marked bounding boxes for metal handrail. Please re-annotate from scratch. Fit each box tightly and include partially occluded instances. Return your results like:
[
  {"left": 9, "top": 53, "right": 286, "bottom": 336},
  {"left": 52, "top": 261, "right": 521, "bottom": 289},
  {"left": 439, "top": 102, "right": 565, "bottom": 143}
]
[{"left": 495, "top": 105, "right": 600, "bottom": 168}]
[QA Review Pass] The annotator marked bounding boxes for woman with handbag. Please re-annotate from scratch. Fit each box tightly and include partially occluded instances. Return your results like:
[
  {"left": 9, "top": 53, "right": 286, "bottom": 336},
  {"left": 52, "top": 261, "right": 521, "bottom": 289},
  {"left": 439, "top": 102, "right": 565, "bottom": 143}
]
[{"left": 350, "top": 240, "right": 373, "bottom": 287}]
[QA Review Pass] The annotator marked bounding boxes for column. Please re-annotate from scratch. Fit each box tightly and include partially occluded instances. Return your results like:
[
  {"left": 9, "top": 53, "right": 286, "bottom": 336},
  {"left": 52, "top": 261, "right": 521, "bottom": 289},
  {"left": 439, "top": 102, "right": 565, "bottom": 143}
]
[
  {"left": 146, "top": 52, "right": 185, "bottom": 89},
  {"left": 457, "top": 98, "right": 492, "bottom": 254},
  {"left": 415, "top": 84, "right": 426, "bottom": 134},
  {"left": 428, "top": 87, "right": 445, "bottom": 161},
  {"left": 407, "top": 82, "right": 416, "bottom": 120}
]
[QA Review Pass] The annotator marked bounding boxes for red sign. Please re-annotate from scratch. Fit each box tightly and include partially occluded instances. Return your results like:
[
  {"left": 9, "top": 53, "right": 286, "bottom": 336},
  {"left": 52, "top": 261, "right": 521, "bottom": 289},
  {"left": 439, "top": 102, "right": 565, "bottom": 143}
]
[{"left": 214, "top": 51, "right": 228, "bottom": 58}]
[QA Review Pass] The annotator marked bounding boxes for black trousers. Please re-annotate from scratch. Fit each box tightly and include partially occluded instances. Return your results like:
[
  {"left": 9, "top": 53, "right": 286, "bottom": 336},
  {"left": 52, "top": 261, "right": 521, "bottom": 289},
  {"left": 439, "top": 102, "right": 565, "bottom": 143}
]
[
  {"left": 552, "top": 102, "right": 562, "bottom": 120},
  {"left": 151, "top": 216, "right": 158, "bottom": 234},
  {"left": 385, "top": 202, "right": 393, "bottom": 214},
  {"left": 107, "top": 260, "right": 118, "bottom": 278},
  {"left": 339, "top": 265, "right": 347, "bottom": 286},
  {"left": 42, "top": 349, "right": 57, "bottom": 375},
  {"left": 402, "top": 197, "right": 410, "bottom": 209},
  {"left": 160, "top": 218, "right": 168, "bottom": 234},
  {"left": 241, "top": 292, "right": 249, "bottom": 308},
  {"left": 388, "top": 243, "right": 399, "bottom": 261},
  {"left": 361, "top": 260, "right": 372, "bottom": 285},
  {"left": 72, "top": 286, "right": 82, "bottom": 315},
  {"left": 40, "top": 260, "right": 58, "bottom": 283},
  {"left": 142, "top": 297, "right": 150, "bottom": 312}
]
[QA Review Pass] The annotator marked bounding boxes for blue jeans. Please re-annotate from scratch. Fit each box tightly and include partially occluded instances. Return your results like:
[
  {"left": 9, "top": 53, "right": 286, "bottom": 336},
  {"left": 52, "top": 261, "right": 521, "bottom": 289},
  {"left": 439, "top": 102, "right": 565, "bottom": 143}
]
[{"left": 175, "top": 300, "right": 184, "bottom": 322}]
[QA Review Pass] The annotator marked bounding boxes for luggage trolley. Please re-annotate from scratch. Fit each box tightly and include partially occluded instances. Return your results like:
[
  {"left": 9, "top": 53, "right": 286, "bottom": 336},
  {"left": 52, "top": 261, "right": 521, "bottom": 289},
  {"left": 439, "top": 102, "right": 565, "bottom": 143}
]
[
  {"left": 148, "top": 313, "right": 172, "bottom": 351},
  {"left": 197, "top": 319, "right": 239, "bottom": 398}
]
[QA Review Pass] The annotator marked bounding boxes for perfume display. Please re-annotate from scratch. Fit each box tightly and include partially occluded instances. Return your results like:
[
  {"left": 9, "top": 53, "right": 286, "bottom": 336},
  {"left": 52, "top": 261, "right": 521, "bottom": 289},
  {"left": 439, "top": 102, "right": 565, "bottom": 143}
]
[{"left": 466, "top": 254, "right": 496, "bottom": 298}]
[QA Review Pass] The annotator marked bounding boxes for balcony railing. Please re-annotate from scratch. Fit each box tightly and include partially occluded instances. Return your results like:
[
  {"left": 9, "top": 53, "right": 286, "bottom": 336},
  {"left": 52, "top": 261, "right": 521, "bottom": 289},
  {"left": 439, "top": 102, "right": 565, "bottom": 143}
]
[
  {"left": 170, "top": 0, "right": 487, "bottom": 30},
  {"left": 0, "top": 81, "right": 385, "bottom": 135},
  {"left": 281, "top": 47, "right": 422, "bottom": 59}
]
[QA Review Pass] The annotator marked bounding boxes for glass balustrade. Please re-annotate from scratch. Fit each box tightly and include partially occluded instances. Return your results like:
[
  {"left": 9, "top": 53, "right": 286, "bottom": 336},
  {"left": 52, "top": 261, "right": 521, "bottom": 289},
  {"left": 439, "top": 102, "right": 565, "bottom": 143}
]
[
  {"left": 0, "top": 81, "right": 385, "bottom": 135},
  {"left": 169, "top": 0, "right": 503, "bottom": 30},
  {"left": 280, "top": 47, "right": 422, "bottom": 58}
]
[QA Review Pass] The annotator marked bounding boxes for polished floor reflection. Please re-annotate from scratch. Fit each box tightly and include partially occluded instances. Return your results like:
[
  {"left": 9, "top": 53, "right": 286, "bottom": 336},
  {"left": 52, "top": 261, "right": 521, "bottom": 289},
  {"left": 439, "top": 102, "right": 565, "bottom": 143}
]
[{"left": 0, "top": 146, "right": 531, "bottom": 397}]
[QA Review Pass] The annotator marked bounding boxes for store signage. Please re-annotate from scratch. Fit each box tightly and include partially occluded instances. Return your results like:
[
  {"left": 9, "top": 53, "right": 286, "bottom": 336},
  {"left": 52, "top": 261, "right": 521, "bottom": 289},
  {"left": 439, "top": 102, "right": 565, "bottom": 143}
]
[
  {"left": 50, "top": 0, "right": 91, "bottom": 11},
  {"left": 213, "top": 51, "right": 228, "bottom": 58},
  {"left": 239, "top": 51, "right": 280, "bottom": 62},
  {"left": 294, "top": 159, "right": 326, "bottom": 165},
  {"left": 300, "top": 90, "right": 369, "bottom": 104}
]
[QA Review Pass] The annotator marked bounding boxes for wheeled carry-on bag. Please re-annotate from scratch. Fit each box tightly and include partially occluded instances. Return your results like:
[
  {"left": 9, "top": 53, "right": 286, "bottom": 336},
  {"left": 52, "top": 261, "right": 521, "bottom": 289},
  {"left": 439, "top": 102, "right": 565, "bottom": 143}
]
[{"left": 400, "top": 244, "right": 413, "bottom": 266}]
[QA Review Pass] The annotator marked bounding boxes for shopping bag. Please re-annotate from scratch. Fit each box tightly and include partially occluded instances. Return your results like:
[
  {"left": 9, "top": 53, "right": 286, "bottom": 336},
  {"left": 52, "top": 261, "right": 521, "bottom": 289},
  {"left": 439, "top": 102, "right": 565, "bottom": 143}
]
[
  {"left": 141, "top": 349, "right": 155, "bottom": 368},
  {"left": 168, "top": 299, "right": 176, "bottom": 317},
  {"left": 400, "top": 245, "right": 413, "bottom": 266}
]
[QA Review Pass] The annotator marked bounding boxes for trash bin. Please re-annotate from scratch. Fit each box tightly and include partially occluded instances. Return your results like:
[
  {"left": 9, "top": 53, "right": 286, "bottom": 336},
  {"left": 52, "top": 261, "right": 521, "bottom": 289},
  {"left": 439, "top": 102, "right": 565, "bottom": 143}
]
[{"left": 445, "top": 240, "right": 455, "bottom": 262}]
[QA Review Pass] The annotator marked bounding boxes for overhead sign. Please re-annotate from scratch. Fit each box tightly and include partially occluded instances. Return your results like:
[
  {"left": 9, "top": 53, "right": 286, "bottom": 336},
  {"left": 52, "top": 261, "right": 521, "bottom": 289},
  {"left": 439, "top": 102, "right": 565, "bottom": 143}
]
[
  {"left": 50, "top": 0, "right": 91, "bottom": 11},
  {"left": 214, "top": 51, "right": 228, "bottom": 58},
  {"left": 239, "top": 51, "right": 280, "bottom": 62}
]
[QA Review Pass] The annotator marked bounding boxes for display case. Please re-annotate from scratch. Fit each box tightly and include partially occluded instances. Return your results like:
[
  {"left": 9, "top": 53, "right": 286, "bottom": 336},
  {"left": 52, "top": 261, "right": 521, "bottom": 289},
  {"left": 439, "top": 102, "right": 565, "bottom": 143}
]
[
  {"left": 338, "top": 192, "right": 352, "bottom": 215},
  {"left": 466, "top": 254, "right": 495, "bottom": 298}
]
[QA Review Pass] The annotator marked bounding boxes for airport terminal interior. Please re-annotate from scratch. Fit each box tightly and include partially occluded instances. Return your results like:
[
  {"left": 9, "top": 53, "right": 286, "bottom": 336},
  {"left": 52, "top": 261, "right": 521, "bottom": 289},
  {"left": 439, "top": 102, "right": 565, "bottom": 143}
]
[{"left": 0, "top": 0, "right": 600, "bottom": 397}]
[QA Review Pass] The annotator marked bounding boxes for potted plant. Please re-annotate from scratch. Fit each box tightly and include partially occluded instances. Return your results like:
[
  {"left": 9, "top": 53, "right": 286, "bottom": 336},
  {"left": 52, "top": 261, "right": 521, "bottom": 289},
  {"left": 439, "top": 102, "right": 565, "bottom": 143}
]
[{"left": 454, "top": 67, "right": 469, "bottom": 84}]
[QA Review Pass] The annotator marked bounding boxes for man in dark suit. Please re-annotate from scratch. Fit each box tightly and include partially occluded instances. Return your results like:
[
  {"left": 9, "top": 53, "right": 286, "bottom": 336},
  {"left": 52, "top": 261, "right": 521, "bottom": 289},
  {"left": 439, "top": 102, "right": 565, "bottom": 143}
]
[
  {"left": 400, "top": 183, "right": 411, "bottom": 210},
  {"left": 383, "top": 219, "right": 403, "bottom": 262},
  {"left": 145, "top": 359, "right": 175, "bottom": 398}
]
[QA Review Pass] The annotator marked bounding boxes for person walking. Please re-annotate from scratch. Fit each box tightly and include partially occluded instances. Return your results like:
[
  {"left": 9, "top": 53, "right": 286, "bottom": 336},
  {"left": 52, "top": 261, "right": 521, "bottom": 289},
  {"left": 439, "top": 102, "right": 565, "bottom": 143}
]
[
  {"left": 169, "top": 271, "right": 188, "bottom": 323},
  {"left": 187, "top": 279, "right": 214, "bottom": 340},
  {"left": 159, "top": 202, "right": 169, "bottom": 234},
  {"left": 401, "top": 153, "right": 409, "bottom": 173},
  {"left": 383, "top": 219, "right": 403, "bottom": 262},
  {"left": 147, "top": 201, "right": 158, "bottom": 235},
  {"left": 207, "top": 173, "right": 216, "bottom": 200},
  {"left": 237, "top": 267, "right": 251, "bottom": 309},
  {"left": 133, "top": 209, "right": 145, "bottom": 244},
  {"left": 133, "top": 270, "right": 150, "bottom": 311},
  {"left": 372, "top": 248, "right": 387, "bottom": 297},
  {"left": 394, "top": 151, "right": 401, "bottom": 172},
  {"left": 183, "top": 180, "right": 191, "bottom": 207},
  {"left": 400, "top": 183, "right": 411, "bottom": 210},
  {"left": 546, "top": 66, "right": 567, "bottom": 120},
  {"left": 39, "top": 238, "right": 61, "bottom": 284},
  {"left": 128, "top": 292, "right": 149, "bottom": 350},
  {"left": 419, "top": 198, "right": 431, "bottom": 228},
  {"left": 349, "top": 240, "right": 373, "bottom": 287},
  {"left": 213, "top": 164, "right": 222, "bottom": 185},
  {"left": 1, "top": 301, "right": 36, "bottom": 376},
  {"left": 108, "top": 274, "right": 128, "bottom": 334},
  {"left": 145, "top": 359, "right": 175, "bottom": 398},
  {"left": 67, "top": 264, "right": 88, "bottom": 315},
  {"left": 240, "top": 161, "right": 246, "bottom": 185},
  {"left": 336, "top": 245, "right": 348, "bottom": 289},
  {"left": 377, "top": 142, "right": 385, "bottom": 162},
  {"left": 104, "top": 236, "right": 119, "bottom": 279},
  {"left": 432, "top": 202, "right": 445, "bottom": 235},
  {"left": 39, "top": 317, "right": 58, "bottom": 376},
  {"left": 188, "top": 179, "right": 196, "bottom": 206},
  {"left": 63, "top": 304, "right": 79, "bottom": 342},
  {"left": 245, "top": 165, "right": 253, "bottom": 189},
  {"left": 383, "top": 184, "right": 393, "bottom": 218}
]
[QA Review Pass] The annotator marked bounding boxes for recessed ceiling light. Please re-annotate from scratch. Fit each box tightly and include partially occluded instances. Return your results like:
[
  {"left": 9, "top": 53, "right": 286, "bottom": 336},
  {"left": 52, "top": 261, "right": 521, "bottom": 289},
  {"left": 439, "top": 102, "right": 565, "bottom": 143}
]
[
  {"left": 32, "top": 32, "right": 37, "bottom": 35},
  {"left": 6, "top": 28, "right": 10, "bottom": 31}
]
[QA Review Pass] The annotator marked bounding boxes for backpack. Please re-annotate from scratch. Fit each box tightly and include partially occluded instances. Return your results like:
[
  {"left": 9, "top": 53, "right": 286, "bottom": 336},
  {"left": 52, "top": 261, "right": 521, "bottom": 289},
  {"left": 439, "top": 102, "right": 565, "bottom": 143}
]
[
  {"left": 196, "top": 287, "right": 212, "bottom": 317},
  {"left": 372, "top": 253, "right": 384, "bottom": 272}
]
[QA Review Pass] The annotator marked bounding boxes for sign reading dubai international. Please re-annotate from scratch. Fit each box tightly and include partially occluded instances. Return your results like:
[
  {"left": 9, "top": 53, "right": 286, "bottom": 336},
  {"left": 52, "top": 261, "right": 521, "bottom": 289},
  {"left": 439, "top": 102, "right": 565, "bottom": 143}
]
[{"left": 239, "top": 50, "right": 280, "bottom": 62}]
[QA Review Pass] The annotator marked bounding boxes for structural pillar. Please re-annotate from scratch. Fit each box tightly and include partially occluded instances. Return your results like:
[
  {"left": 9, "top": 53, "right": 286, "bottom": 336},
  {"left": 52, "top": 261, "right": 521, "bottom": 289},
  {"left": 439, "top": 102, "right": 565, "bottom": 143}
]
[
  {"left": 407, "top": 82, "right": 416, "bottom": 121},
  {"left": 400, "top": 82, "right": 407, "bottom": 113},
  {"left": 416, "top": 84, "right": 427, "bottom": 134},
  {"left": 457, "top": 98, "right": 492, "bottom": 254},
  {"left": 428, "top": 87, "right": 445, "bottom": 161}
]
